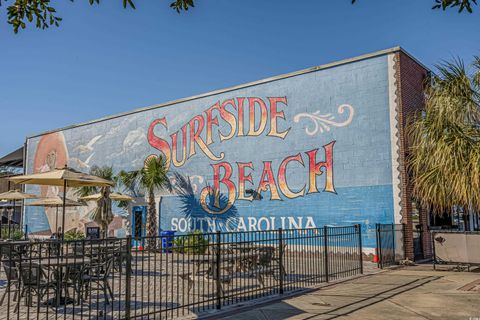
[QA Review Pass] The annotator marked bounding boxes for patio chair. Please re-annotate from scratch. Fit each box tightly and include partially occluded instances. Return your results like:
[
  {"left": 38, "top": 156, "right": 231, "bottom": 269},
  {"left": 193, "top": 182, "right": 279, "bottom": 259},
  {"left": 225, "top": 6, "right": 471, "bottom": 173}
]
[
  {"left": 254, "top": 246, "right": 277, "bottom": 287},
  {"left": 17, "top": 262, "right": 57, "bottom": 312},
  {"left": 271, "top": 244, "right": 287, "bottom": 280},
  {"left": 62, "top": 264, "right": 87, "bottom": 304},
  {"left": 81, "top": 257, "right": 115, "bottom": 304},
  {"left": 112, "top": 244, "right": 130, "bottom": 274},
  {"left": 0, "top": 261, "right": 19, "bottom": 305},
  {"left": 45, "top": 240, "right": 61, "bottom": 256}
]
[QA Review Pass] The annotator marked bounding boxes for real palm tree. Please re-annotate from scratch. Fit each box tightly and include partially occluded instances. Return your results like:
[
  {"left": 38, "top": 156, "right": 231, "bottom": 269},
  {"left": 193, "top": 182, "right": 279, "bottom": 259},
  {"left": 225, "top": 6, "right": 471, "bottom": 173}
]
[
  {"left": 408, "top": 56, "right": 480, "bottom": 218},
  {"left": 75, "top": 166, "right": 125, "bottom": 237},
  {"left": 118, "top": 156, "right": 171, "bottom": 248},
  {"left": 76, "top": 166, "right": 117, "bottom": 198}
]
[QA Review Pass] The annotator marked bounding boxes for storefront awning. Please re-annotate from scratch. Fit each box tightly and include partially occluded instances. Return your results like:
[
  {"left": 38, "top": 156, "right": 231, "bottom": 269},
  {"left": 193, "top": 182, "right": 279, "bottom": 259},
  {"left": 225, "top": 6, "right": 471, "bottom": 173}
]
[{"left": 0, "top": 147, "right": 23, "bottom": 167}]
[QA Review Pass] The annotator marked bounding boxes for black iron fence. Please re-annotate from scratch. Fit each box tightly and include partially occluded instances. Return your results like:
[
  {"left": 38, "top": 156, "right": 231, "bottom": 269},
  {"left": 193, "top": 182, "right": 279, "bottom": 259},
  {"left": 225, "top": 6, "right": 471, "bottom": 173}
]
[
  {"left": 375, "top": 223, "right": 404, "bottom": 268},
  {"left": 0, "top": 225, "right": 363, "bottom": 319},
  {"left": 413, "top": 224, "right": 424, "bottom": 261}
]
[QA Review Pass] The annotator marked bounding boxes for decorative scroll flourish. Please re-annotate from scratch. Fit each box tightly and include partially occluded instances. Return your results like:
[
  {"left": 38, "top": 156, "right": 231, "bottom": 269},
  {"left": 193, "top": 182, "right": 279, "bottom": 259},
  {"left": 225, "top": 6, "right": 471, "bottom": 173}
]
[{"left": 293, "top": 104, "right": 355, "bottom": 135}]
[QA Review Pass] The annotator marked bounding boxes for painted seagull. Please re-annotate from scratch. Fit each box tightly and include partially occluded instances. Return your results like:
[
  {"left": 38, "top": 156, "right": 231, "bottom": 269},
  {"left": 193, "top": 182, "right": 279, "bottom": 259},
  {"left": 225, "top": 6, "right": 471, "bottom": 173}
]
[
  {"left": 74, "top": 135, "right": 102, "bottom": 153},
  {"left": 70, "top": 153, "right": 95, "bottom": 169}
]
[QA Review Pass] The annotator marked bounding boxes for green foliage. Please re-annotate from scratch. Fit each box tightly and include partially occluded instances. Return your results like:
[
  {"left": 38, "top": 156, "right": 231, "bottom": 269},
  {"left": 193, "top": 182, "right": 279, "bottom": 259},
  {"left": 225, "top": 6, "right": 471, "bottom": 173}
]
[
  {"left": 170, "top": 0, "right": 194, "bottom": 13},
  {"left": 407, "top": 56, "right": 480, "bottom": 214},
  {"left": 1, "top": 0, "right": 195, "bottom": 33},
  {"left": 75, "top": 165, "right": 116, "bottom": 198},
  {"left": 352, "top": 0, "right": 477, "bottom": 13},
  {"left": 3, "top": 0, "right": 476, "bottom": 34},
  {"left": 118, "top": 156, "right": 172, "bottom": 240},
  {"left": 0, "top": 229, "right": 24, "bottom": 240},
  {"left": 432, "top": 0, "right": 478, "bottom": 13},
  {"left": 64, "top": 229, "right": 86, "bottom": 241},
  {"left": 3, "top": 0, "right": 62, "bottom": 33},
  {"left": 118, "top": 156, "right": 171, "bottom": 199},
  {"left": 75, "top": 165, "right": 128, "bottom": 209},
  {"left": 173, "top": 230, "right": 209, "bottom": 254}
]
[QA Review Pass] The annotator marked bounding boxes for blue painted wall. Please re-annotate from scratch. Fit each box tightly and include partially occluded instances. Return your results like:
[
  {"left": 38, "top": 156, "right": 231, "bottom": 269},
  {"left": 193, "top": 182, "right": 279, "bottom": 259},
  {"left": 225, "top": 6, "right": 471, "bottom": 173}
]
[{"left": 25, "top": 54, "right": 393, "bottom": 247}]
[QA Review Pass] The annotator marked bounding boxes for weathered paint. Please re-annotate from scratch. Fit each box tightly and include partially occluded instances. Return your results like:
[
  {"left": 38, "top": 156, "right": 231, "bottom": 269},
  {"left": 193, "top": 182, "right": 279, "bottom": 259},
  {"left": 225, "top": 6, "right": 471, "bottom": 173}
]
[{"left": 24, "top": 52, "right": 400, "bottom": 247}]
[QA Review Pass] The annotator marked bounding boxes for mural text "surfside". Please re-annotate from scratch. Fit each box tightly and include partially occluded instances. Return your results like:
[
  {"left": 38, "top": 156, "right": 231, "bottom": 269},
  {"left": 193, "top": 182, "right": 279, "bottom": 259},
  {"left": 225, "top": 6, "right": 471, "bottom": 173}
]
[{"left": 147, "top": 96, "right": 335, "bottom": 214}]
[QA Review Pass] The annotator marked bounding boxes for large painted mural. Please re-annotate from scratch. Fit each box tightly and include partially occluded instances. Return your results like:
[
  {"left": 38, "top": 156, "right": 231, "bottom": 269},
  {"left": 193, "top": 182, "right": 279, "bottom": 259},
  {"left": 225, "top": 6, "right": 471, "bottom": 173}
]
[{"left": 24, "top": 54, "right": 395, "bottom": 247}]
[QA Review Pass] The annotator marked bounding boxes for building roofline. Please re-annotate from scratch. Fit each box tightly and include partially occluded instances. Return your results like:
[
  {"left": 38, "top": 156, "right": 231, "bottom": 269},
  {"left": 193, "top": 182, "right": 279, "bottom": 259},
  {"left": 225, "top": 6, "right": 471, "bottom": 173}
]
[{"left": 26, "top": 46, "right": 427, "bottom": 140}]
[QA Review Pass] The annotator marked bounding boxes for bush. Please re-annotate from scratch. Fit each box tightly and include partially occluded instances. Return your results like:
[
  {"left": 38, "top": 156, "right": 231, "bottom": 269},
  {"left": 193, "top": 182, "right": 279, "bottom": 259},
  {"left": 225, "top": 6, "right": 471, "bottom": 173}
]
[
  {"left": 0, "top": 228, "right": 24, "bottom": 240},
  {"left": 64, "top": 229, "right": 85, "bottom": 241},
  {"left": 10, "top": 230, "right": 24, "bottom": 240},
  {"left": 173, "top": 230, "right": 209, "bottom": 254}
]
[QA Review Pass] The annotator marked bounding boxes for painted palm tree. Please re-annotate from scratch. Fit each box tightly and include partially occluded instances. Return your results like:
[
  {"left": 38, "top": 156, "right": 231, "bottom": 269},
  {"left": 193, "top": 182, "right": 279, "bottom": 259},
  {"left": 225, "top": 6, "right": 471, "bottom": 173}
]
[
  {"left": 171, "top": 172, "right": 239, "bottom": 232},
  {"left": 408, "top": 57, "right": 480, "bottom": 217},
  {"left": 118, "top": 155, "right": 171, "bottom": 247}
]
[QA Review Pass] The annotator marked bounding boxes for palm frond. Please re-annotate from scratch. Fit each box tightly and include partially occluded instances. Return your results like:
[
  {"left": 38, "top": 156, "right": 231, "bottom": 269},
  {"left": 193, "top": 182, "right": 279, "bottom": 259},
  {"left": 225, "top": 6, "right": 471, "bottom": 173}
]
[
  {"left": 408, "top": 57, "right": 480, "bottom": 215},
  {"left": 75, "top": 165, "right": 116, "bottom": 198}
]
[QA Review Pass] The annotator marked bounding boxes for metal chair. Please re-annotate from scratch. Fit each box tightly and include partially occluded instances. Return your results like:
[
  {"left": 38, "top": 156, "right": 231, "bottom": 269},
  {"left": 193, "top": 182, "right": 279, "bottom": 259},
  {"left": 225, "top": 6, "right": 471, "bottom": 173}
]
[
  {"left": 17, "top": 262, "right": 57, "bottom": 312},
  {"left": 0, "top": 261, "right": 19, "bottom": 305},
  {"left": 81, "top": 256, "right": 115, "bottom": 304}
]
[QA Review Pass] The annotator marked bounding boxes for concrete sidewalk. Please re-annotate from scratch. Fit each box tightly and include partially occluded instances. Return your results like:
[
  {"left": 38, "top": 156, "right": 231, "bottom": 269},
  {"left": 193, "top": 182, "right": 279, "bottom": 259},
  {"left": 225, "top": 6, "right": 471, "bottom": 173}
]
[{"left": 218, "top": 266, "right": 480, "bottom": 320}]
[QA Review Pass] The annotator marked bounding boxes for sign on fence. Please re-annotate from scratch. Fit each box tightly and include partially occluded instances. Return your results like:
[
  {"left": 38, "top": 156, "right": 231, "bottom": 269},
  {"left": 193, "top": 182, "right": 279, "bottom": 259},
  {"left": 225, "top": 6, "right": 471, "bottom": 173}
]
[{"left": 433, "top": 232, "right": 480, "bottom": 265}]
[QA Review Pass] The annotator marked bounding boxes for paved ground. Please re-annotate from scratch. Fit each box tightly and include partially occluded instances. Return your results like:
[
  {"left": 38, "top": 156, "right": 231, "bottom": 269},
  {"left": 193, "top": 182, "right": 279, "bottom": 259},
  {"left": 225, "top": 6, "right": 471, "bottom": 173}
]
[
  {"left": 0, "top": 251, "right": 366, "bottom": 319},
  {"left": 218, "top": 265, "right": 480, "bottom": 320}
]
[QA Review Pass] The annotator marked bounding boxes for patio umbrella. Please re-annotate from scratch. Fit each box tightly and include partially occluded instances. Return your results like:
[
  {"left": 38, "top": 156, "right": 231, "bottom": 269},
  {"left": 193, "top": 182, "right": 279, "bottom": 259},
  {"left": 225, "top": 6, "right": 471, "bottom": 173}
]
[
  {"left": 8, "top": 166, "right": 114, "bottom": 239},
  {"left": 27, "top": 196, "right": 85, "bottom": 236},
  {"left": 81, "top": 191, "right": 133, "bottom": 238},
  {"left": 79, "top": 192, "right": 134, "bottom": 202},
  {"left": 0, "top": 189, "right": 37, "bottom": 236},
  {"left": 90, "top": 188, "right": 113, "bottom": 238}
]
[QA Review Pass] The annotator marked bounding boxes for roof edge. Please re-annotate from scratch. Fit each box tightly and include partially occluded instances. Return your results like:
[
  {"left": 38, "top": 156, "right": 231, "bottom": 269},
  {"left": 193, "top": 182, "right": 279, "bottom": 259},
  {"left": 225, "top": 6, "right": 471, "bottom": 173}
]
[{"left": 26, "top": 46, "right": 423, "bottom": 140}]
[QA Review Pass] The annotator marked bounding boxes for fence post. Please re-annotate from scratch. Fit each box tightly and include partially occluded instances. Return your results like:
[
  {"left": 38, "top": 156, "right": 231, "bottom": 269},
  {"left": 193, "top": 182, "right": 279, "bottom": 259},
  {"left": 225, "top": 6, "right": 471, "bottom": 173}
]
[
  {"left": 431, "top": 231, "right": 437, "bottom": 270},
  {"left": 324, "top": 225, "right": 329, "bottom": 282},
  {"left": 376, "top": 224, "right": 382, "bottom": 269},
  {"left": 216, "top": 230, "right": 222, "bottom": 310},
  {"left": 24, "top": 224, "right": 28, "bottom": 240},
  {"left": 125, "top": 235, "right": 132, "bottom": 319},
  {"left": 278, "top": 228, "right": 284, "bottom": 294},
  {"left": 356, "top": 224, "right": 363, "bottom": 274}
]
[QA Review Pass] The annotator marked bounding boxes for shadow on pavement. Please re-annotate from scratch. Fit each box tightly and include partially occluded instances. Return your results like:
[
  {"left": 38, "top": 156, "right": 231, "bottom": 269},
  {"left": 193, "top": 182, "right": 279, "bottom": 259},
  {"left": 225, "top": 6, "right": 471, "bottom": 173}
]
[{"left": 220, "top": 274, "right": 441, "bottom": 320}]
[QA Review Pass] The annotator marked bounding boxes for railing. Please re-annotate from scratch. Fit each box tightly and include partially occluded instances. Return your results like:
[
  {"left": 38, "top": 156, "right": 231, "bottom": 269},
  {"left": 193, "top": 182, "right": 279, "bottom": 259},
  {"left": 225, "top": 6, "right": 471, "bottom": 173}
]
[{"left": 0, "top": 225, "right": 363, "bottom": 319}]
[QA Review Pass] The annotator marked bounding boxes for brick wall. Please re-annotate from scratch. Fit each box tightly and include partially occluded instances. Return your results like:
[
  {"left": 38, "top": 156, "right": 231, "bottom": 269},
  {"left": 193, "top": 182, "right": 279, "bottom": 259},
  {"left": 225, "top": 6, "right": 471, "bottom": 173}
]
[{"left": 394, "top": 51, "right": 431, "bottom": 260}]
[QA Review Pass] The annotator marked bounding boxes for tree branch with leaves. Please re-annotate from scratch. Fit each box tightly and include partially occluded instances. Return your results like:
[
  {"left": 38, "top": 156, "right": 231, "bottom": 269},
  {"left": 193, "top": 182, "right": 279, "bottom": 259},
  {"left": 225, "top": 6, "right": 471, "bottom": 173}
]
[
  {"left": 352, "top": 0, "right": 477, "bottom": 12},
  {"left": 0, "top": 0, "right": 194, "bottom": 33},
  {"left": 1, "top": 0, "right": 477, "bottom": 34}
]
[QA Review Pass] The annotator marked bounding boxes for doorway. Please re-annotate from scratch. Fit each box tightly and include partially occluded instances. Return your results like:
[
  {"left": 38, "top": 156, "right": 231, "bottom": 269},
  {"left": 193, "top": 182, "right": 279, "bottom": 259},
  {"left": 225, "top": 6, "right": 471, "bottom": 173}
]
[{"left": 131, "top": 206, "right": 146, "bottom": 247}]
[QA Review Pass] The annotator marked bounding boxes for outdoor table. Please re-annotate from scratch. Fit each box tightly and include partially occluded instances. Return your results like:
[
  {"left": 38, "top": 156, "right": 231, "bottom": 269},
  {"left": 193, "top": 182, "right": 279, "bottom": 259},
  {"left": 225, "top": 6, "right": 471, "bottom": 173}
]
[
  {"left": 24, "top": 256, "right": 91, "bottom": 306},
  {"left": 0, "top": 240, "right": 30, "bottom": 257},
  {"left": 189, "top": 252, "right": 259, "bottom": 278},
  {"left": 229, "top": 243, "right": 263, "bottom": 253}
]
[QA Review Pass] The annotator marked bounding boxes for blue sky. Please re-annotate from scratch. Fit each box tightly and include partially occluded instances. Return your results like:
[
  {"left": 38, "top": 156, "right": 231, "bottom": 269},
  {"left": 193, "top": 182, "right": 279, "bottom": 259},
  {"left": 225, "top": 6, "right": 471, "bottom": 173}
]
[{"left": 0, "top": 0, "right": 478, "bottom": 157}]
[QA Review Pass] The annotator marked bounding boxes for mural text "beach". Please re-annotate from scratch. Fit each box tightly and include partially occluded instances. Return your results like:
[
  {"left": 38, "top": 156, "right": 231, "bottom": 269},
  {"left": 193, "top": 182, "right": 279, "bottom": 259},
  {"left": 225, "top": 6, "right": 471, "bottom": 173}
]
[{"left": 147, "top": 96, "right": 337, "bottom": 214}]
